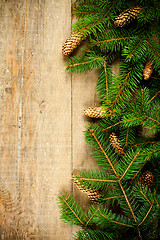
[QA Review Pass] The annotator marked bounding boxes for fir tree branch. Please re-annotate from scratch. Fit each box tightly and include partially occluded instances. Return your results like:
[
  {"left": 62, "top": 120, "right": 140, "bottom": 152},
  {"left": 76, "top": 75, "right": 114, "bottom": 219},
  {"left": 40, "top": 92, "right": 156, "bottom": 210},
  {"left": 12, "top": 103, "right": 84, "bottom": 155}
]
[
  {"left": 139, "top": 89, "right": 160, "bottom": 125},
  {"left": 149, "top": 123, "right": 159, "bottom": 130},
  {"left": 90, "top": 129, "right": 119, "bottom": 177},
  {"left": 85, "top": 208, "right": 100, "bottom": 227},
  {"left": 97, "top": 36, "right": 137, "bottom": 45},
  {"left": 103, "top": 61, "right": 108, "bottom": 99},
  {"left": 125, "top": 128, "right": 129, "bottom": 146},
  {"left": 144, "top": 230, "right": 157, "bottom": 239},
  {"left": 144, "top": 7, "right": 149, "bottom": 21},
  {"left": 131, "top": 154, "right": 152, "bottom": 182},
  {"left": 67, "top": 57, "right": 101, "bottom": 68},
  {"left": 123, "top": 117, "right": 144, "bottom": 124},
  {"left": 137, "top": 226, "right": 143, "bottom": 240},
  {"left": 102, "top": 195, "right": 124, "bottom": 201},
  {"left": 149, "top": 90, "right": 160, "bottom": 103},
  {"left": 100, "top": 213, "right": 134, "bottom": 228},
  {"left": 110, "top": 67, "right": 133, "bottom": 111},
  {"left": 138, "top": 200, "right": 154, "bottom": 226},
  {"left": 141, "top": 89, "right": 145, "bottom": 116},
  {"left": 119, "top": 152, "right": 140, "bottom": 181},
  {"left": 139, "top": 190, "right": 152, "bottom": 205},
  {"left": 66, "top": 51, "right": 114, "bottom": 73},
  {"left": 151, "top": 76, "right": 160, "bottom": 80},
  {"left": 147, "top": 40, "right": 160, "bottom": 58},
  {"left": 102, "top": 121, "right": 122, "bottom": 131},
  {"left": 66, "top": 57, "right": 102, "bottom": 69},
  {"left": 61, "top": 195, "right": 85, "bottom": 226},
  {"left": 78, "top": 177, "right": 117, "bottom": 183},
  {"left": 73, "top": 0, "right": 116, "bottom": 35},
  {"left": 145, "top": 115, "right": 160, "bottom": 124},
  {"left": 155, "top": 199, "right": 159, "bottom": 207},
  {"left": 118, "top": 180, "right": 137, "bottom": 222},
  {"left": 132, "top": 141, "right": 157, "bottom": 147}
]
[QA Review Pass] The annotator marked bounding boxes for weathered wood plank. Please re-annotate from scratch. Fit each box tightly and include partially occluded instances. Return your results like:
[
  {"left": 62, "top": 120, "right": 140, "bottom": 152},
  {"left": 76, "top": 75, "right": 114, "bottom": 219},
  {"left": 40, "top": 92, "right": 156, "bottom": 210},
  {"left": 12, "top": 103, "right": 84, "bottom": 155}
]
[{"left": 0, "top": 0, "right": 72, "bottom": 239}]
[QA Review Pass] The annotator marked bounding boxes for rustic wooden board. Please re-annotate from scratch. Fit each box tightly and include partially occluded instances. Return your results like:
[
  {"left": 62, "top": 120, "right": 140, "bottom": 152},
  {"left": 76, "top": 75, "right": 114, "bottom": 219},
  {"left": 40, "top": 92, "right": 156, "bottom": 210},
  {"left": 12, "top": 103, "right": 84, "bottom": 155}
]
[{"left": 0, "top": 0, "right": 102, "bottom": 239}]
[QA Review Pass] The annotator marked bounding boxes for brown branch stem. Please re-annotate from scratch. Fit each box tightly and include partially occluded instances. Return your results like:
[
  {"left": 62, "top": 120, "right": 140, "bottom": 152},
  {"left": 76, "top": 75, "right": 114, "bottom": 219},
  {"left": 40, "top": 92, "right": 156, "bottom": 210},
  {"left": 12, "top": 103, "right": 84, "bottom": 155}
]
[
  {"left": 100, "top": 213, "right": 134, "bottom": 228},
  {"left": 97, "top": 36, "right": 137, "bottom": 45},
  {"left": 90, "top": 129, "right": 119, "bottom": 177},
  {"left": 103, "top": 195, "right": 124, "bottom": 201},
  {"left": 131, "top": 154, "right": 152, "bottom": 182},
  {"left": 62, "top": 197, "right": 84, "bottom": 226},
  {"left": 139, "top": 190, "right": 151, "bottom": 205},
  {"left": 119, "top": 152, "right": 140, "bottom": 181},
  {"left": 85, "top": 208, "right": 100, "bottom": 227},
  {"left": 149, "top": 91, "right": 160, "bottom": 103},
  {"left": 118, "top": 180, "right": 137, "bottom": 222},
  {"left": 77, "top": 177, "right": 117, "bottom": 183},
  {"left": 125, "top": 128, "right": 129, "bottom": 146},
  {"left": 104, "top": 61, "right": 108, "bottom": 99},
  {"left": 138, "top": 200, "right": 154, "bottom": 226}
]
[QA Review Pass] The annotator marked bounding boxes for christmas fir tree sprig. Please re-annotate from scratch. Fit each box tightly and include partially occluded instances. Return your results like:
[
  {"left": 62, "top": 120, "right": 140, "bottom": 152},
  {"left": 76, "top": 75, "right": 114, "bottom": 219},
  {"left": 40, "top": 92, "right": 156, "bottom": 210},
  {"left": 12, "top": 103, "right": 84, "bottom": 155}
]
[{"left": 59, "top": 0, "right": 160, "bottom": 239}]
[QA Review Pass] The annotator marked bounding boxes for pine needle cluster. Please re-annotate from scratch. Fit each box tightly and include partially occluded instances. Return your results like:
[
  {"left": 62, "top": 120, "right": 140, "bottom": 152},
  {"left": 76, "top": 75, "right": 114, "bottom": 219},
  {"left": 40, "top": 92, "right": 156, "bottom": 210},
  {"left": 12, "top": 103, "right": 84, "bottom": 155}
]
[{"left": 59, "top": 0, "right": 160, "bottom": 239}]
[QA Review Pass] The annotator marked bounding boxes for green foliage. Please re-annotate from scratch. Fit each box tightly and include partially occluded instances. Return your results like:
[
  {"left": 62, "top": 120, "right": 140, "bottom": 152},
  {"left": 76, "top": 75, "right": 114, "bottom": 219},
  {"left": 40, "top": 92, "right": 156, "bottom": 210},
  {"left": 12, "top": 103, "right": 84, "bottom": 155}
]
[
  {"left": 74, "top": 229, "right": 118, "bottom": 240},
  {"left": 59, "top": 0, "right": 160, "bottom": 239}
]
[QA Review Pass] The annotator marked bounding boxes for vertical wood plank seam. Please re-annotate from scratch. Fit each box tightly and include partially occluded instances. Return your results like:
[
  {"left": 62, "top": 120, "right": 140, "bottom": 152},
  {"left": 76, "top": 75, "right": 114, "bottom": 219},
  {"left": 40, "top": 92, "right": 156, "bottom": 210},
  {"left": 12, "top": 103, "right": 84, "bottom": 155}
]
[
  {"left": 17, "top": 2, "right": 25, "bottom": 200},
  {"left": 71, "top": 1, "right": 74, "bottom": 239},
  {"left": 71, "top": 0, "right": 73, "bottom": 194}
]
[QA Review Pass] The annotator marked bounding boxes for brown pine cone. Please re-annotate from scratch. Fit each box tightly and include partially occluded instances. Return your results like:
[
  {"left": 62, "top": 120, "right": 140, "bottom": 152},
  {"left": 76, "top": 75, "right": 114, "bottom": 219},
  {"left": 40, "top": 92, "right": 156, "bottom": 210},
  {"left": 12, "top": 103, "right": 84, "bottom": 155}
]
[
  {"left": 109, "top": 132, "right": 125, "bottom": 156},
  {"left": 140, "top": 171, "right": 154, "bottom": 187},
  {"left": 72, "top": 177, "right": 101, "bottom": 203},
  {"left": 143, "top": 60, "right": 154, "bottom": 80},
  {"left": 114, "top": 6, "right": 141, "bottom": 27},
  {"left": 62, "top": 32, "right": 84, "bottom": 56},
  {"left": 83, "top": 106, "right": 105, "bottom": 118}
]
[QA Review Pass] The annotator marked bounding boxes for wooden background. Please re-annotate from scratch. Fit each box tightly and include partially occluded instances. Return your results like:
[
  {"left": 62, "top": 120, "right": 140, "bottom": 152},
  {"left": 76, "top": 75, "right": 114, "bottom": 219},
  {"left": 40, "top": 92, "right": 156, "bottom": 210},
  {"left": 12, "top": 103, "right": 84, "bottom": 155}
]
[{"left": 0, "top": 0, "right": 102, "bottom": 239}]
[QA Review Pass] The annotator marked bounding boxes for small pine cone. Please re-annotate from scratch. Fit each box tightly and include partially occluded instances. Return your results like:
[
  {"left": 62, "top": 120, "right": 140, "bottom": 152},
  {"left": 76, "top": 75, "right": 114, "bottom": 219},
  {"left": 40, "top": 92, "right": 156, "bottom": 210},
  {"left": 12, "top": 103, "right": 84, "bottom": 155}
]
[
  {"left": 62, "top": 32, "right": 84, "bottom": 56},
  {"left": 72, "top": 177, "right": 101, "bottom": 203},
  {"left": 114, "top": 6, "right": 141, "bottom": 27},
  {"left": 140, "top": 171, "right": 154, "bottom": 187},
  {"left": 83, "top": 106, "right": 105, "bottom": 118},
  {"left": 143, "top": 60, "right": 153, "bottom": 80},
  {"left": 109, "top": 132, "right": 125, "bottom": 157}
]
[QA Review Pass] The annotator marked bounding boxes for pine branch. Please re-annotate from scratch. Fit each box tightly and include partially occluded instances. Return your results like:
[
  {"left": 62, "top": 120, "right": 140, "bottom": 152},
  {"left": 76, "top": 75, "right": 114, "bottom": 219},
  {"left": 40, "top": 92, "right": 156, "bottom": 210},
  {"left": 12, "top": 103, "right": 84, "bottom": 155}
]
[
  {"left": 102, "top": 62, "right": 143, "bottom": 114},
  {"left": 138, "top": 200, "right": 154, "bottom": 226},
  {"left": 90, "top": 128, "right": 119, "bottom": 177},
  {"left": 118, "top": 180, "right": 137, "bottom": 223},
  {"left": 58, "top": 193, "right": 86, "bottom": 226},
  {"left": 100, "top": 212, "right": 134, "bottom": 228},
  {"left": 119, "top": 152, "right": 140, "bottom": 181},
  {"left": 85, "top": 208, "right": 100, "bottom": 227},
  {"left": 60, "top": 1, "right": 160, "bottom": 239},
  {"left": 72, "top": 0, "right": 117, "bottom": 36},
  {"left": 123, "top": 37, "right": 147, "bottom": 62},
  {"left": 74, "top": 228, "right": 119, "bottom": 240}
]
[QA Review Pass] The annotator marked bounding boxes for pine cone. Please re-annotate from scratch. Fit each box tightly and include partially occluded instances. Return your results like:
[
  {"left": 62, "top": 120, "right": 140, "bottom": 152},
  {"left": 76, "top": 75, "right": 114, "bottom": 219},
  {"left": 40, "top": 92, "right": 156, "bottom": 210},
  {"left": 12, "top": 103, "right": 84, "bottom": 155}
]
[
  {"left": 143, "top": 60, "right": 153, "bottom": 80},
  {"left": 114, "top": 6, "right": 141, "bottom": 27},
  {"left": 72, "top": 177, "right": 101, "bottom": 202},
  {"left": 109, "top": 132, "right": 125, "bottom": 157},
  {"left": 83, "top": 106, "right": 105, "bottom": 118},
  {"left": 140, "top": 171, "right": 154, "bottom": 187},
  {"left": 62, "top": 32, "right": 84, "bottom": 56}
]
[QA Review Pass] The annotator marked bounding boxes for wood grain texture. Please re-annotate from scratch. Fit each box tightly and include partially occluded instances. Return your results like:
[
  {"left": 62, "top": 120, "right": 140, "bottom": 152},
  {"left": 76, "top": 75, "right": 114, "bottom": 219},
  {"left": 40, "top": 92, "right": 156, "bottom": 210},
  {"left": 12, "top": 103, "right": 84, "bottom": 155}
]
[
  {"left": 0, "top": 0, "right": 110, "bottom": 239},
  {"left": 0, "top": 0, "right": 72, "bottom": 239}
]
